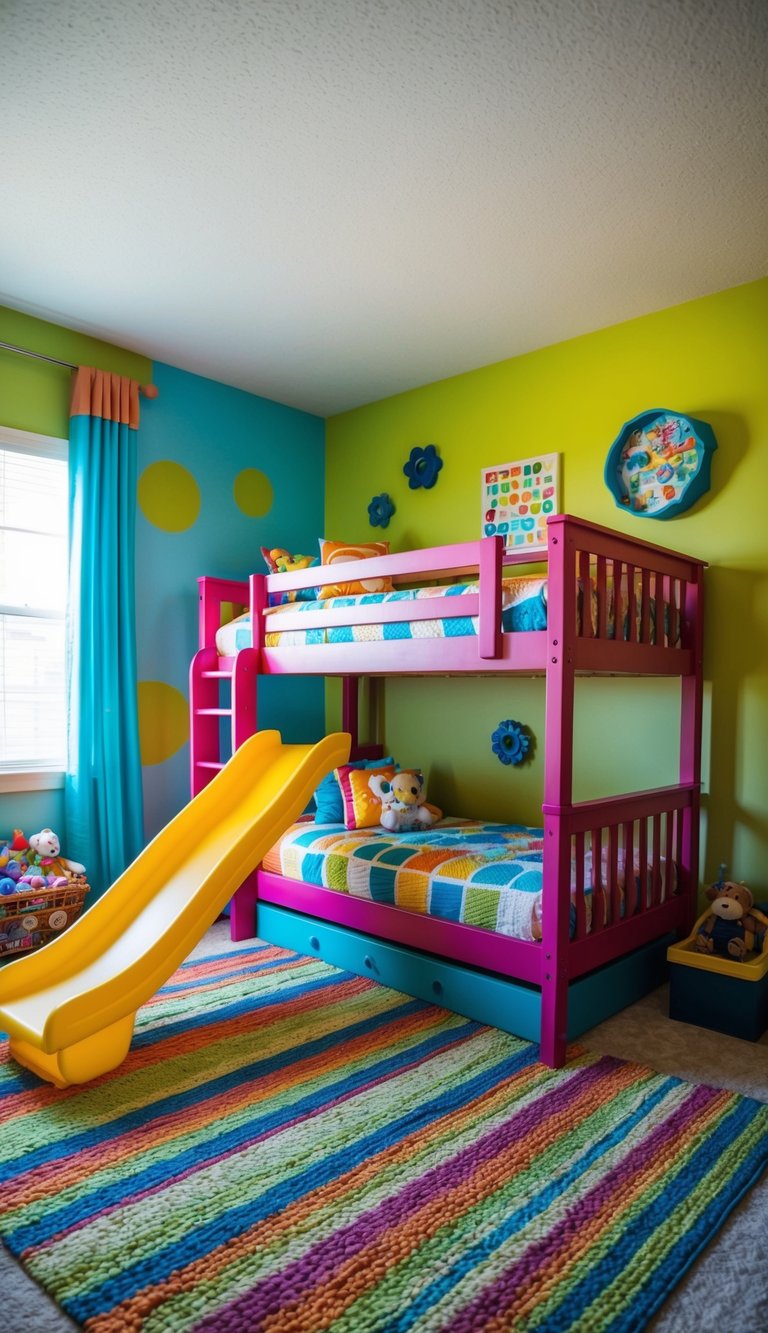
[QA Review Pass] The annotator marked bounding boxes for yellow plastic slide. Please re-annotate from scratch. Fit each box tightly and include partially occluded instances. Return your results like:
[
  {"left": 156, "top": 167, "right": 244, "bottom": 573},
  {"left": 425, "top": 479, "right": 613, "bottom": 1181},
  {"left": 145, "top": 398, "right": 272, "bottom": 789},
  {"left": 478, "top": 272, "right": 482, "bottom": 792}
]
[{"left": 0, "top": 730, "right": 350, "bottom": 1088}]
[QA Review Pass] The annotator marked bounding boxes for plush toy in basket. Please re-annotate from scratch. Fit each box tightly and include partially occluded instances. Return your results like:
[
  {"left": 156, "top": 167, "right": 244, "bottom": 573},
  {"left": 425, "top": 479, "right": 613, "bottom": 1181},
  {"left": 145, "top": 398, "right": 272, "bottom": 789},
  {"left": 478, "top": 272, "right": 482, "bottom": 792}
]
[
  {"left": 695, "top": 865, "right": 768, "bottom": 962},
  {"left": 0, "top": 829, "right": 88, "bottom": 957}
]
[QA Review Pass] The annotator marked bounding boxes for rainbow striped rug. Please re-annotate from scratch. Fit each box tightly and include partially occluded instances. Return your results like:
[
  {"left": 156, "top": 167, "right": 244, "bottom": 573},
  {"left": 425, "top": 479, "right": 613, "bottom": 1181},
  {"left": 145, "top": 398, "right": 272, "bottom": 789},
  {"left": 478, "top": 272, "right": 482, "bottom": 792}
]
[{"left": 0, "top": 945, "right": 766, "bottom": 1332}]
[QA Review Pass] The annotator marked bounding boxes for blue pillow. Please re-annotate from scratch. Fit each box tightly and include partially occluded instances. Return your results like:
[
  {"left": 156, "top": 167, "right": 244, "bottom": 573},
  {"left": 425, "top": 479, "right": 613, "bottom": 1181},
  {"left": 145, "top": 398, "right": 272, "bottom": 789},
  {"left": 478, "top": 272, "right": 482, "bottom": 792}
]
[{"left": 314, "top": 757, "right": 394, "bottom": 824}]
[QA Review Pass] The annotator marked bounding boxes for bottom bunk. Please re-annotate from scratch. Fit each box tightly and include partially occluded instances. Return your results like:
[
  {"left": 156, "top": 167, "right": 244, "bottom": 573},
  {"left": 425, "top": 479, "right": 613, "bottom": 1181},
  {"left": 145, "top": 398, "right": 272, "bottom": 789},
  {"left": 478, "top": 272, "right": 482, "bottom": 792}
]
[{"left": 229, "top": 784, "right": 698, "bottom": 1066}]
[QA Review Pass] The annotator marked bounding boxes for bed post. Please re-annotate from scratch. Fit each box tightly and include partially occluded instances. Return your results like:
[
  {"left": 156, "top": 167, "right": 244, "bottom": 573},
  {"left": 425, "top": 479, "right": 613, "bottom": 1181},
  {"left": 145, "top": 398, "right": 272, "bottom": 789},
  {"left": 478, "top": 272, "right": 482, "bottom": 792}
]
[
  {"left": 679, "top": 566, "right": 705, "bottom": 928},
  {"left": 540, "top": 517, "right": 578, "bottom": 1066},
  {"left": 342, "top": 676, "right": 359, "bottom": 754}
]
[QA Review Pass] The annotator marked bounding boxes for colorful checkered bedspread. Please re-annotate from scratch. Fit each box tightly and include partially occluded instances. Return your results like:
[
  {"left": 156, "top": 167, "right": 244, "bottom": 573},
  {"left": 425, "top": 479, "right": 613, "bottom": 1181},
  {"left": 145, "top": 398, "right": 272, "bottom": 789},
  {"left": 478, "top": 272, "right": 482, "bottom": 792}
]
[
  {"left": 263, "top": 818, "right": 553, "bottom": 942},
  {"left": 217, "top": 577, "right": 547, "bottom": 654}
]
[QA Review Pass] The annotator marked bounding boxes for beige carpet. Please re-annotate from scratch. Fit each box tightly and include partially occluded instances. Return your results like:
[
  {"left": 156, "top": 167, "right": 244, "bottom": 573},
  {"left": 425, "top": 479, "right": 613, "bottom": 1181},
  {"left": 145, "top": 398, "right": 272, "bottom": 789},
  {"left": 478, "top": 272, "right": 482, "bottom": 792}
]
[{"left": 1, "top": 921, "right": 766, "bottom": 1332}]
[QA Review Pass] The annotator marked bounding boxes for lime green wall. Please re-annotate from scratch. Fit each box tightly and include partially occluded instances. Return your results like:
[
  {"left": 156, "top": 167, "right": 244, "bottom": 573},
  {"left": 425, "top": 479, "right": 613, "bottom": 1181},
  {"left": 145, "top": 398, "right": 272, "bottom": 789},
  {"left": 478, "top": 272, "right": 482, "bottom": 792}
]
[
  {"left": 0, "top": 306, "right": 151, "bottom": 437},
  {"left": 0, "top": 306, "right": 152, "bottom": 840},
  {"left": 326, "top": 277, "right": 768, "bottom": 895}
]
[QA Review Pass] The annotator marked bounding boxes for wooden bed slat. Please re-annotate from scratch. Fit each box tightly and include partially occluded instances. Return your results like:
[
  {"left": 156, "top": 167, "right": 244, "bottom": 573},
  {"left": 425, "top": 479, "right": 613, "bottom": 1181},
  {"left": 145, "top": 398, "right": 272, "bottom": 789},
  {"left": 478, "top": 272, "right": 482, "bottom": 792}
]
[
  {"left": 579, "top": 549, "right": 593, "bottom": 637},
  {"left": 626, "top": 562, "right": 637, "bottom": 643},
  {"left": 574, "top": 831, "right": 586, "bottom": 939},
  {"left": 612, "top": 559, "right": 623, "bottom": 642},
  {"left": 652, "top": 814, "right": 662, "bottom": 907},
  {"left": 608, "top": 823, "right": 620, "bottom": 927},
  {"left": 665, "top": 809, "right": 675, "bottom": 901},
  {"left": 641, "top": 567, "right": 652, "bottom": 644},
  {"left": 595, "top": 555, "right": 607, "bottom": 638},
  {"left": 623, "top": 821, "right": 636, "bottom": 915},
  {"left": 638, "top": 817, "right": 648, "bottom": 915},
  {"left": 591, "top": 828, "right": 604, "bottom": 931}
]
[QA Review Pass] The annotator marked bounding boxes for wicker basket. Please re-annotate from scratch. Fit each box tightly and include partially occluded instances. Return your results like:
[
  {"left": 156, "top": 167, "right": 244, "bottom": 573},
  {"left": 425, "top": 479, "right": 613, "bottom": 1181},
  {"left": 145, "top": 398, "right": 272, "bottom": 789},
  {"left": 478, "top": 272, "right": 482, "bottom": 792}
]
[{"left": 0, "top": 876, "right": 89, "bottom": 958}]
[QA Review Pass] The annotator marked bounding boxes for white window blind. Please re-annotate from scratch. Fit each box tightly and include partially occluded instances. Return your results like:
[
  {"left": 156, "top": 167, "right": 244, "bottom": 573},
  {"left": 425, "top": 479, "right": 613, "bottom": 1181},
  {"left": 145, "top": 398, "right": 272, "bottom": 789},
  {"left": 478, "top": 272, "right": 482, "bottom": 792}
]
[{"left": 0, "top": 426, "right": 68, "bottom": 774}]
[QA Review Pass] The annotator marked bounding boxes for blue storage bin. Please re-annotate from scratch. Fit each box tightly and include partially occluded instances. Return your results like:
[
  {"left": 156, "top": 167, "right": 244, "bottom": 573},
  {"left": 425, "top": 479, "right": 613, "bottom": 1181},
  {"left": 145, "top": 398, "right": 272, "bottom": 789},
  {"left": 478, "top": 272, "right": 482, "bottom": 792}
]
[{"left": 668, "top": 910, "right": 768, "bottom": 1042}]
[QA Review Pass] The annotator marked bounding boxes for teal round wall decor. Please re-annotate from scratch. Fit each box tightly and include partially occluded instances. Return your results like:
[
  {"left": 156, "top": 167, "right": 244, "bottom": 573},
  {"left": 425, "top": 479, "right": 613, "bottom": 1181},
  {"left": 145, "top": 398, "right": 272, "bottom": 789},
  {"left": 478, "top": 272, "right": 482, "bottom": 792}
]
[{"left": 604, "top": 409, "right": 717, "bottom": 520}]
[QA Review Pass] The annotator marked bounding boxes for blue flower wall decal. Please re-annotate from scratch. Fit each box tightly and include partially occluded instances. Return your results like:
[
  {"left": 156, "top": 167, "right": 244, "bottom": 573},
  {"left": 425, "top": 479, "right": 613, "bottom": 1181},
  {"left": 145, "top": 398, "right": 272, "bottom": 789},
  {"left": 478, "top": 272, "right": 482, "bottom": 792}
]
[
  {"left": 368, "top": 492, "right": 395, "bottom": 528},
  {"left": 491, "top": 719, "right": 532, "bottom": 766},
  {"left": 403, "top": 444, "right": 443, "bottom": 490}
]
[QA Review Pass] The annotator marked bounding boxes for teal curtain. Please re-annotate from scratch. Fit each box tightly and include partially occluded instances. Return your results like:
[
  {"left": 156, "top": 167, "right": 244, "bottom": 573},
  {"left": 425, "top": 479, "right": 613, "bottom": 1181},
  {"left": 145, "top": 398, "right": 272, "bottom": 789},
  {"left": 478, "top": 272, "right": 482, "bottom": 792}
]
[{"left": 65, "top": 369, "right": 144, "bottom": 898}]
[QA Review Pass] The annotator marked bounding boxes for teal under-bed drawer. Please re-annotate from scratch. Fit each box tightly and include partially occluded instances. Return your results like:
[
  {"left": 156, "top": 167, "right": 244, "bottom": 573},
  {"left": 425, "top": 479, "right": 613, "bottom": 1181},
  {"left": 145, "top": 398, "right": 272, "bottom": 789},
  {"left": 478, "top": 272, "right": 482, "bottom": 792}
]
[
  {"left": 255, "top": 902, "right": 673, "bottom": 1048},
  {"left": 256, "top": 902, "right": 543, "bottom": 1041}
]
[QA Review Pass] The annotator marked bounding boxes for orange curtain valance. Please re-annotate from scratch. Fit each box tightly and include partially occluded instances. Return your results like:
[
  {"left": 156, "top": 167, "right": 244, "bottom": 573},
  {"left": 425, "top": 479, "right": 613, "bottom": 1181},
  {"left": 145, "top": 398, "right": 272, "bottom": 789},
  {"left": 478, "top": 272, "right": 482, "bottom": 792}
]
[{"left": 70, "top": 366, "right": 141, "bottom": 431}]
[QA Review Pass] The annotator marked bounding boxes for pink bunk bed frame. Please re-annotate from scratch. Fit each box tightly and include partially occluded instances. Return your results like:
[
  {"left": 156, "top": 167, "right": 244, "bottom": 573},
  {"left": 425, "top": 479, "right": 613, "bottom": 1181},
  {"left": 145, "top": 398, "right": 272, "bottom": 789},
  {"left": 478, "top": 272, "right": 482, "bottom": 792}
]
[{"left": 190, "top": 513, "right": 705, "bottom": 1066}]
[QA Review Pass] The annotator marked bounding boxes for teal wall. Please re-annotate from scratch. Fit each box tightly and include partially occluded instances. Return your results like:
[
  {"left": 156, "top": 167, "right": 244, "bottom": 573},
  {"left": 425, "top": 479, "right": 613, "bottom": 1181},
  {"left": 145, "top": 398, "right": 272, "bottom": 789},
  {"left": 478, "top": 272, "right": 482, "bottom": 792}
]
[
  {"left": 0, "top": 307, "right": 326, "bottom": 856},
  {"left": 135, "top": 362, "right": 326, "bottom": 839}
]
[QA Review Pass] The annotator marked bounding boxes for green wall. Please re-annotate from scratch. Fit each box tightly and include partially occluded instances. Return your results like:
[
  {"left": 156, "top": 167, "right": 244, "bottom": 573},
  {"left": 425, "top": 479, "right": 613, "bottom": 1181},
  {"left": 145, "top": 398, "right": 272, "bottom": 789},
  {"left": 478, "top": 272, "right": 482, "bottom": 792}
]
[
  {"left": 0, "top": 306, "right": 150, "bottom": 434},
  {"left": 0, "top": 306, "right": 152, "bottom": 844},
  {"left": 326, "top": 277, "right": 768, "bottom": 896}
]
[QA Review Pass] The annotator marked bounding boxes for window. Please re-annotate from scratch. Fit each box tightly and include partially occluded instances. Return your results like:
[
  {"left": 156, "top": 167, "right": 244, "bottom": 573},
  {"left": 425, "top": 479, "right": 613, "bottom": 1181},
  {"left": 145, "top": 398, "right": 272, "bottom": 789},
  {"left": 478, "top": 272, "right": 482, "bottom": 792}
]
[{"left": 0, "top": 426, "right": 68, "bottom": 790}]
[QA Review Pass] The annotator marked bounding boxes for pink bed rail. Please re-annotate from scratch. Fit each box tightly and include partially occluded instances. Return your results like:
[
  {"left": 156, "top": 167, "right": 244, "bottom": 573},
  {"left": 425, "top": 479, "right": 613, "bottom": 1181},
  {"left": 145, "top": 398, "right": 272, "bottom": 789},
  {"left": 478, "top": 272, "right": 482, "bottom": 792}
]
[{"left": 196, "top": 516, "right": 704, "bottom": 679}]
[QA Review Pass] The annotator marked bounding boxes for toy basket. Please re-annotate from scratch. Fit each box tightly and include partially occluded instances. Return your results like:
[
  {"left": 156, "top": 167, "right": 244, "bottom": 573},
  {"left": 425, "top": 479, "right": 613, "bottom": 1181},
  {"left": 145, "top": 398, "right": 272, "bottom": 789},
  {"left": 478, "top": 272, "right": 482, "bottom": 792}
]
[{"left": 0, "top": 877, "right": 89, "bottom": 959}]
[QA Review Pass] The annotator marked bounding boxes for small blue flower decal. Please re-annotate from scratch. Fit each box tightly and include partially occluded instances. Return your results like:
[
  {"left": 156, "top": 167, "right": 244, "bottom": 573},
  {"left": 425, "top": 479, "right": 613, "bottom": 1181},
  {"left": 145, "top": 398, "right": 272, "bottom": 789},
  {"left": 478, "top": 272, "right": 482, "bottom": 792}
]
[
  {"left": 368, "top": 492, "right": 395, "bottom": 528},
  {"left": 404, "top": 443, "right": 443, "bottom": 490},
  {"left": 491, "top": 719, "right": 531, "bottom": 766}
]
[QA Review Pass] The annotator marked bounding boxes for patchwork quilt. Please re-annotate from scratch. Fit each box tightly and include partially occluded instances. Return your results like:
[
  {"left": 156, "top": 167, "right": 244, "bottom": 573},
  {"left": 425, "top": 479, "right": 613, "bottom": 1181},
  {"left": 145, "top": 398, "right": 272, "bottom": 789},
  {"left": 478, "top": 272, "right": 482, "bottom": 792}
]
[
  {"left": 264, "top": 818, "right": 554, "bottom": 942},
  {"left": 219, "top": 577, "right": 547, "bottom": 654}
]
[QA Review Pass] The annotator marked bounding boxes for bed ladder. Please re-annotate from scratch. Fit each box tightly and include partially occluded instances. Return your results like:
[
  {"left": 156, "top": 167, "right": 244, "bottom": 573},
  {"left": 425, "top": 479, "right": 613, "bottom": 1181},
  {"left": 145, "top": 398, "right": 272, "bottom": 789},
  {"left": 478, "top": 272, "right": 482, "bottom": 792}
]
[{"left": 189, "top": 647, "right": 260, "bottom": 797}]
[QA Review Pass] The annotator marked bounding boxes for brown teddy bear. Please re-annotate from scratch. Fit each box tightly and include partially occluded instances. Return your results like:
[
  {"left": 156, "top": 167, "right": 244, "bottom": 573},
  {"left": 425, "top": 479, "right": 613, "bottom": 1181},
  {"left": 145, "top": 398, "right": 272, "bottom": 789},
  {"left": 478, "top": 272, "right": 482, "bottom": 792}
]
[{"left": 695, "top": 880, "right": 767, "bottom": 960}]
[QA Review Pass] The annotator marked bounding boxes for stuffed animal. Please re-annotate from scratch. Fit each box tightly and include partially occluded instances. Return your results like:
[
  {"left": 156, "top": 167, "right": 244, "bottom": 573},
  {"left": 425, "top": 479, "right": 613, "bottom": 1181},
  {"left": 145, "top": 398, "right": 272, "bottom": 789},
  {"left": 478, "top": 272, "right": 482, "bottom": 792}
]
[
  {"left": 695, "top": 875, "right": 768, "bottom": 960},
  {"left": 368, "top": 770, "right": 441, "bottom": 833},
  {"left": 28, "top": 829, "right": 85, "bottom": 879},
  {"left": 268, "top": 548, "right": 317, "bottom": 573}
]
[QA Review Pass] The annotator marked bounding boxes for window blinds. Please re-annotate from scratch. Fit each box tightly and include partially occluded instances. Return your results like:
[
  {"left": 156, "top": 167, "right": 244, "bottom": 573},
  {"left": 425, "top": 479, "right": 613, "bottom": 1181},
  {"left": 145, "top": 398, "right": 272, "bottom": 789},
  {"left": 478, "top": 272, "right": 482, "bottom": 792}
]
[{"left": 0, "top": 434, "right": 68, "bottom": 771}]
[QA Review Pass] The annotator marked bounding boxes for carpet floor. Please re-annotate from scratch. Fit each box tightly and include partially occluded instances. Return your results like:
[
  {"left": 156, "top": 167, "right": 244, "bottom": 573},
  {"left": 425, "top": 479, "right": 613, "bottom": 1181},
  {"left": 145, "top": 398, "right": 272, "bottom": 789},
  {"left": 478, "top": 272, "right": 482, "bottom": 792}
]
[{"left": 0, "top": 937, "right": 766, "bottom": 1332}]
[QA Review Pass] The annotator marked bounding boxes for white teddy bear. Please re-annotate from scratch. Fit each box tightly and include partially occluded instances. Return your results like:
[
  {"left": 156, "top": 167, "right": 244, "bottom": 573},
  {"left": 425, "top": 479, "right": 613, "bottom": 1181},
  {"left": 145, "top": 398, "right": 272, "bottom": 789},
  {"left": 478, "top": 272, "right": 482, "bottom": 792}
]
[
  {"left": 28, "top": 828, "right": 86, "bottom": 878},
  {"left": 368, "top": 771, "right": 440, "bottom": 833}
]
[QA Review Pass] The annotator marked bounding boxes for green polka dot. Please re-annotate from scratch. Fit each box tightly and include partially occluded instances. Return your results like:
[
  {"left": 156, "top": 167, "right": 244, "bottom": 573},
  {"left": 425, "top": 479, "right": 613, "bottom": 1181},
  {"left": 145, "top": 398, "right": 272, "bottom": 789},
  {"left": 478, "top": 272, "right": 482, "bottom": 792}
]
[
  {"left": 234, "top": 468, "right": 273, "bottom": 517},
  {"left": 138, "top": 461, "right": 201, "bottom": 532},
  {"left": 138, "top": 681, "right": 189, "bottom": 765}
]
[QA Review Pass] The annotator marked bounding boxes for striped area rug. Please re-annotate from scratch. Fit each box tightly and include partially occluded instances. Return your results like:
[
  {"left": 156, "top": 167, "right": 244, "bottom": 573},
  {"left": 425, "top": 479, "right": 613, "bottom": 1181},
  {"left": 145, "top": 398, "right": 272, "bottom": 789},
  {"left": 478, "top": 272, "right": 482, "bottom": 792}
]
[{"left": 0, "top": 945, "right": 766, "bottom": 1332}]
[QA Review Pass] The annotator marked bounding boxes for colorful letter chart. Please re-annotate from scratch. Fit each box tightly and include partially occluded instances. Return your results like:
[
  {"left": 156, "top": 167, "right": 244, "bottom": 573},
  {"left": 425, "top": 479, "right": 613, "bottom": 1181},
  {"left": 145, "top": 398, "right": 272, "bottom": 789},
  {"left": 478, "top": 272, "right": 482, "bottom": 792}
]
[{"left": 481, "top": 453, "right": 560, "bottom": 552}]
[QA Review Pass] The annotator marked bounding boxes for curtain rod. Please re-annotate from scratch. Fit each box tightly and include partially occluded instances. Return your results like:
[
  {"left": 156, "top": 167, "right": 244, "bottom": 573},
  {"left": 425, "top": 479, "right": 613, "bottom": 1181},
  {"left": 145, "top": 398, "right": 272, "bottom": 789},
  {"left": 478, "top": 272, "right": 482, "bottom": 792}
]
[
  {"left": 0, "top": 339, "right": 159, "bottom": 397},
  {"left": 0, "top": 338, "right": 76, "bottom": 370}
]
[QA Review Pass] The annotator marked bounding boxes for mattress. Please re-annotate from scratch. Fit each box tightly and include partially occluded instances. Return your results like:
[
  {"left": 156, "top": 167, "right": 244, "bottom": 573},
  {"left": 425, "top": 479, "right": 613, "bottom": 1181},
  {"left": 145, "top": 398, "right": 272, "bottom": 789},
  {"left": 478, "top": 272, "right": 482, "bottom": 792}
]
[
  {"left": 219, "top": 577, "right": 547, "bottom": 654},
  {"left": 262, "top": 817, "right": 667, "bottom": 943},
  {"left": 216, "top": 574, "right": 674, "bottom": 654}
]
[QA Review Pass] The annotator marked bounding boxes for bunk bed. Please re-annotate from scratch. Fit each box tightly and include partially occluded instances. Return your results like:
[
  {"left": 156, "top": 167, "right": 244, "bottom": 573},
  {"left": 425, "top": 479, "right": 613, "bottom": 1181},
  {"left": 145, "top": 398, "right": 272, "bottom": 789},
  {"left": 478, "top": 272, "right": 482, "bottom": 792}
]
[{"left": 189, "top": 514, "right": 706, "bottom": 1066}]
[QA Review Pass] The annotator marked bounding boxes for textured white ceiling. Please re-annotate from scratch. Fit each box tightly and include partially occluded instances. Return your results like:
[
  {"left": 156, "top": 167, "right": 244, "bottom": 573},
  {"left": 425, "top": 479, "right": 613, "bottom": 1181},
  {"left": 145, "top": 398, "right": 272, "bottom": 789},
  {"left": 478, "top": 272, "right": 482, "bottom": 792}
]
[{"left": 1, "top": 0, "right": 767, "bottom": 415}]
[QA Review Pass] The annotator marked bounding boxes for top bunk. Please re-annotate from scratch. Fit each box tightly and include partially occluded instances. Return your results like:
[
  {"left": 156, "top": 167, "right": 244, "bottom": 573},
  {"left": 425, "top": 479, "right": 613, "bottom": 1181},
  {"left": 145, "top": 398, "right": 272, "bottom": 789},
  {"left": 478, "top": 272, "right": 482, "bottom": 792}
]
[{"left": 197, "top": 514, "right": 706, "bottom": 679}]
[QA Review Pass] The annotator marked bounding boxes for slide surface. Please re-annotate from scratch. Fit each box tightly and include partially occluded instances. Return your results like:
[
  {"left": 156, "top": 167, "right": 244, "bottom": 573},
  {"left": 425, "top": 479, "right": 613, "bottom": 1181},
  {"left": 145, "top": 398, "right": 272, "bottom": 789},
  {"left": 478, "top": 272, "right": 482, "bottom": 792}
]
[{"left": 0, "top": 730, "right": 350, "bottom": 1086}]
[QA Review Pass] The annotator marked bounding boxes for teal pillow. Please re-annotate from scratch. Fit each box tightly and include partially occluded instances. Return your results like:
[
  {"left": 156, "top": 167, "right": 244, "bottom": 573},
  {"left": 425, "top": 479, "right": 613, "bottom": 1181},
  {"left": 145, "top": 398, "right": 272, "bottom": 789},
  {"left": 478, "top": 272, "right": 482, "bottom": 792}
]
[{"left": 314, "top": 757, "right": 394, "bottom": 824}]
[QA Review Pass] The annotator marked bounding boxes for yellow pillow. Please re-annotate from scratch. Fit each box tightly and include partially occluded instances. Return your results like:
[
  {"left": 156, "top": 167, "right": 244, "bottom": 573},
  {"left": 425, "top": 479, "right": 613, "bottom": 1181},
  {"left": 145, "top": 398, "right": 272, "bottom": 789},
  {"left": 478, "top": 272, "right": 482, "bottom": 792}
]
[
  {"left": 336, "top": 764, "right": 398, "bottom": 830},
  {"left": 318, "top": 539, "right": 395, "bottom": 599}
]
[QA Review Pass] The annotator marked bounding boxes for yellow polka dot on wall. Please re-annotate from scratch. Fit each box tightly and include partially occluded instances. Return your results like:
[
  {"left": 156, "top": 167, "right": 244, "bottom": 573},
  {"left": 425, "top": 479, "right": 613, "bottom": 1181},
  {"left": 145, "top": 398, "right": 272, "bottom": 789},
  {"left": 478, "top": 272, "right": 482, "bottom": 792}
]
[
  {"left": 138, "top": 461, "right": 201, "bottom": 531},
  {"left": 234, "top": 468, "right": 274, "bottom": 517},
  {"left": 138, "top": 681, "right": 189, "bottom": 766}
]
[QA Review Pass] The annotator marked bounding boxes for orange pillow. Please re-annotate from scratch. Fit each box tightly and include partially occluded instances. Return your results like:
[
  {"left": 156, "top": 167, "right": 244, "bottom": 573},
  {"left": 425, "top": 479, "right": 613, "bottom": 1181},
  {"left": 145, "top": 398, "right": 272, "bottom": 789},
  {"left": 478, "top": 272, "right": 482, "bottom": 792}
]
[
  {"left": 336, "top": 764, "right": 396, "bottom": 829},
  {"left": 318, "top": 539, "right": 395, "bottom": 599}
]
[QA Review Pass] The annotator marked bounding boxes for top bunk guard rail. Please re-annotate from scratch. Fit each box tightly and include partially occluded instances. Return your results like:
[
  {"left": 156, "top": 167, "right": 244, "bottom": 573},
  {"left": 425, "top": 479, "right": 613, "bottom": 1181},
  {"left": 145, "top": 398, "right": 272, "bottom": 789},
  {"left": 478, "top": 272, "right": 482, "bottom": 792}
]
[{"left": 196, "top": 516, "right": 705, "bottom": 679}]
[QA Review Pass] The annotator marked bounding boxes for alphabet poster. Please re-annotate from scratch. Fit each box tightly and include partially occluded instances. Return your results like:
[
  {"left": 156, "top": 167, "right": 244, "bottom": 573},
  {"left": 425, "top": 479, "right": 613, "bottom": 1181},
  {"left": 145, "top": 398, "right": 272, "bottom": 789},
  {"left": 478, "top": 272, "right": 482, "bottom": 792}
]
[{"left": 481, "top": 453, "right": 560, "bottom": 552}]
